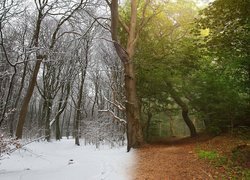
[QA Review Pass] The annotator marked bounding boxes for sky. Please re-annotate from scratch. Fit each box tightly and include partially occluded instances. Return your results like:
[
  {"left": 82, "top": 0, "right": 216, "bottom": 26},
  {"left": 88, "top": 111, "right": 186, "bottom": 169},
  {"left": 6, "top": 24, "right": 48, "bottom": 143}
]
[{"left": 195, "top": 0, "right": 215, "bottom": 7}]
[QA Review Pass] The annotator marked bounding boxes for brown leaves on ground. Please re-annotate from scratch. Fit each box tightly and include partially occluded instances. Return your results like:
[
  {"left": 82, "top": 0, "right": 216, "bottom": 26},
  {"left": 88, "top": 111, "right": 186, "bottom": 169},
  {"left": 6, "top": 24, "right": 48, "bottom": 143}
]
[{"left": 134, "top": 134, "right": 249, "bottom": 180}]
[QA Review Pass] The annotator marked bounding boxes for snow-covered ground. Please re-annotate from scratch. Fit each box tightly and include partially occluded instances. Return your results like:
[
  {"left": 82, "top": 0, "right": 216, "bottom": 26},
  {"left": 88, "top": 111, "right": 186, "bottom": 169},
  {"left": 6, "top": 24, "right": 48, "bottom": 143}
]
[{"left": 0, "top": 139, "right": 136, "bottom": 180}]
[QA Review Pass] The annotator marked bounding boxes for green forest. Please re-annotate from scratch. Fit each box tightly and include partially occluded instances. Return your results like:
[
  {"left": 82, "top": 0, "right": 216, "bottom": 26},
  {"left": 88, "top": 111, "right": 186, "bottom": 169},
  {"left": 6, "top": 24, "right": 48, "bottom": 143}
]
[{"left": 117, "top": 0, "right": 250, "bottom": 142}]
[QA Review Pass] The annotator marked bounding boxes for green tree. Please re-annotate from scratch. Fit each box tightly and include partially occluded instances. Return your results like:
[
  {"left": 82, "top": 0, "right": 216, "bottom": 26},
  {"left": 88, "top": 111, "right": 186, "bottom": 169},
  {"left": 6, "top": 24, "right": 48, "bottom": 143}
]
[
  {"left": 135, "top": 0, "right": 200, "bottom": 137},
  {"left": 192, "top": 0, "right": 250, "bottom": 132}
]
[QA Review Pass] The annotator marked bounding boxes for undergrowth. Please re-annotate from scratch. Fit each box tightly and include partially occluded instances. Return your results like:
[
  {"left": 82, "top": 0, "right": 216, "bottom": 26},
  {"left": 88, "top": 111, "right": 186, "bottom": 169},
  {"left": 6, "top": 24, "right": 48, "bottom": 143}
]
[{"left": 197, "top": 149, "right": 250, "bottom": 179}]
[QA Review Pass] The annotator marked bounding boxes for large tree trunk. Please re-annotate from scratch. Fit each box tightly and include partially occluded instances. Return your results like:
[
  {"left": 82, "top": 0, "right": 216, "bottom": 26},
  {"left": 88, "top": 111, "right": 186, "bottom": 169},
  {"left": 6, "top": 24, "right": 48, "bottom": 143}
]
[
  {"left": 124, "top": 63, "right": 144, "bottom": 151},
  {"left": 110, "top": 0, "right": 144, "bottom": 152},
  {"left": 165, "top": 81, "right": 197, "bottom": 137}
]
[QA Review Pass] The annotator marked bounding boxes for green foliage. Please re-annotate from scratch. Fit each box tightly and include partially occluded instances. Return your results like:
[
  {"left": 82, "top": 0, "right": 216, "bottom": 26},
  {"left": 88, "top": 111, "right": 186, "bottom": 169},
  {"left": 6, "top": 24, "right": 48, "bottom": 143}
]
[
  {"left": 133, "top": 0, "right": 203, "bottom": 137},
  {"left": 195, "top": 0, "right": 250, "bottom": 95},
  {"left": 188, "top": 60, "right": 248, "bottom": 133},
  {"left": 197, "top": 149, "right": 228, "bottom": 167},
  {"left": 198, "top": 150, "right": 219, "bottom": 160},
  {"left": 197, "top": 147, "right": 250, "bottom": 178},
  {"left": 120, "top": 0, "right": 250, "bottom": 137},
  {"left": 191, "top": 0, "right": 250, "bottom": 133}
]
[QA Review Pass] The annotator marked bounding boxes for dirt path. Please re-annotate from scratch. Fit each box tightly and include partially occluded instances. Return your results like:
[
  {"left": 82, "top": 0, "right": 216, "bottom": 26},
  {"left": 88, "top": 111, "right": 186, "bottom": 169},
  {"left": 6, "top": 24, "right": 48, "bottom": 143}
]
[{"left": 134, "top": 138, "right": 215, "bottom": 180}]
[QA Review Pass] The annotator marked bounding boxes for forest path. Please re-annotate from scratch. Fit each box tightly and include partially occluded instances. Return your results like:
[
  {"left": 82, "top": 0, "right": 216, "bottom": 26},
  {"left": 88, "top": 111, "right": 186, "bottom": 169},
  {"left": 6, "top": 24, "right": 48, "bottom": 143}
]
[{"left": 134, "top": 137, "right": 215, "bottom": 180}]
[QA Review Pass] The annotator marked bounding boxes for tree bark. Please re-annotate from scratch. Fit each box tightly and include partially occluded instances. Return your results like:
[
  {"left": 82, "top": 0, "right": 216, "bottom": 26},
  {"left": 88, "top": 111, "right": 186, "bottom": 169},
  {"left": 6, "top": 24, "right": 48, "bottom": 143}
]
[{"left": 110, "top": 0, "right": 144, "bottom": 152}]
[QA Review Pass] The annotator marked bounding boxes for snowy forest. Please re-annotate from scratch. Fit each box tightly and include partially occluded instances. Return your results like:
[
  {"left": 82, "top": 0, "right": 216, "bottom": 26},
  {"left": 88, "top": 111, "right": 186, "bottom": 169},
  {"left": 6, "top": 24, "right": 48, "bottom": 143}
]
[
  {"left": 0, "top": 0, "right": 249, "bottom": 179},
  {"left": 0, "top": 0, "right": 128, "bottom": 146}
]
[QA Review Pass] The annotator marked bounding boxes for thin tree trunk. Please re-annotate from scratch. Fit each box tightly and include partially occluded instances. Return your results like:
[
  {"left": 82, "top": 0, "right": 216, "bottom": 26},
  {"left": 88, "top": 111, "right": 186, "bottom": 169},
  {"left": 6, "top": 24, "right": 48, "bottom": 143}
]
[
  {"left": 66, "top": 103, "right": 72, "bottom": 139},
  {"left": 45, "top": 99, "right": 52, "bottom": 141},
  {"left": 61, "top": 107, "right": 67, "bottom": 138},
  {"left": 91, "top": 78, "right": 99, "bottom": 116},
  {"left": 74, "top": 73, "right": 85, "bottom": 146},
  {"left": 166, "top": 111, "right": 175, "bottom": 136},
  {"left": 55, "top": 83, "right": 70, "bottom": 140},
  {"left": 146, "top": 111, "right": 152, "bottom": 142}
]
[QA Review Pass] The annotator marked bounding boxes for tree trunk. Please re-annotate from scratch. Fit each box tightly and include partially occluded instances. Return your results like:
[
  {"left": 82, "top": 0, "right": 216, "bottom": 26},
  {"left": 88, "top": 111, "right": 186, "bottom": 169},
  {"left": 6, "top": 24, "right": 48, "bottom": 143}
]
[
  {"left": 167, "top": 111, "right": 175, "bottom": 136},
  {"left": 110, "top": 0, "right": 144, "bottom": 152},
  {"left": 55, "top": 103, "right": 62, "bottom": 140},
  {"left": 165, "top": 81, "right": 197, "bottom": 137},
  {"left": 15, "top": 8, "right": 44, "bottom": 139},
  {"left": 16, "top": 59, "right": 43, "bottom": 139},
  {"left": 45, "top": 98, "right": 52, "bottom": 141},
  {"left": 55, "top": 83, "right": 70, "bottom": 140},
  {"left": 146, "top": 111, "right": 152, "bottom": 142},
  {"left": 74, "top": 69, "right": 86, "bottom": 146},
  {"left": 66, "top": 103, "right": 72, "bottom": 139}
]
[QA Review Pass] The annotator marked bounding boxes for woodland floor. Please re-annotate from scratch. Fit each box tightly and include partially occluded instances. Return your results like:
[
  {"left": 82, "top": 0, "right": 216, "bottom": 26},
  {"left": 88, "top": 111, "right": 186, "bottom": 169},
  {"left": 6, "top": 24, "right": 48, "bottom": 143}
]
[{"left": 134, "top": 134, "right": 250, "bottom": 180}]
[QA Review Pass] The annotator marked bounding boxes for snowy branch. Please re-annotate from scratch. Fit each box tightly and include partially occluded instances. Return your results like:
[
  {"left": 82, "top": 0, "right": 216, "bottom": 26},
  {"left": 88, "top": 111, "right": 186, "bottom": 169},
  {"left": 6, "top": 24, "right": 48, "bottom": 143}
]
[
  {"left": 98, "top": 109, "right": 126, "bottom": 123},
  {"left": 103, "top": 96, "right": 125, "bottom": 112}
]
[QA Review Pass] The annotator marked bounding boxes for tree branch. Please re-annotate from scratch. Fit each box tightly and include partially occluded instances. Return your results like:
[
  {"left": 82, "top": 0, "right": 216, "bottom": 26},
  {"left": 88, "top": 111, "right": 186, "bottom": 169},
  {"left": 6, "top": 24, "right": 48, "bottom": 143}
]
[{"left": 98, "top": 109, "right": 126, "bottom": 123}]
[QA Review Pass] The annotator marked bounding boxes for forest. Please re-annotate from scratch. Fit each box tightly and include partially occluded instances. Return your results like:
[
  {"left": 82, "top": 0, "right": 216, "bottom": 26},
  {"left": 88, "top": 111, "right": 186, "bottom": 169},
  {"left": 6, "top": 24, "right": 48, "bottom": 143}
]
[{"left": 0, "top": 0, "right": 249, "bottom": 179}]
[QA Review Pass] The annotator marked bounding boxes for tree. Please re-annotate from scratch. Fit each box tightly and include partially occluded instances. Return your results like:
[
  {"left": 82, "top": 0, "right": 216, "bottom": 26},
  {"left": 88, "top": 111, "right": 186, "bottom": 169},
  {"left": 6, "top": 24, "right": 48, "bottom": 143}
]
[
  {"left": 134, "top": 0, "right": 199, "bottom": 138},
  {"left": 0, "top": 0, "right": 25, "bottom": 128},
  {"left": 15, "top": 0, "right": 86, "bottom": 139},
  {"left": 195, "top": 0, "right": 250, "bottom": 91},
  {"left": 192, "top": 0, "right": 250, "bottom": 132},
  {"left": 106, "top": 0, "right": 147, "bottom": 151}
]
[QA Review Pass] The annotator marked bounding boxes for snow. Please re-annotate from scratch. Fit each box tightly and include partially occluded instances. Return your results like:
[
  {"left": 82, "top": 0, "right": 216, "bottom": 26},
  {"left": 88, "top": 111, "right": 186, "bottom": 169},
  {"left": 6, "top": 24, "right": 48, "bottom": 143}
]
[{"left": 0, "top": 138, "right": 136, "bottom": 180}]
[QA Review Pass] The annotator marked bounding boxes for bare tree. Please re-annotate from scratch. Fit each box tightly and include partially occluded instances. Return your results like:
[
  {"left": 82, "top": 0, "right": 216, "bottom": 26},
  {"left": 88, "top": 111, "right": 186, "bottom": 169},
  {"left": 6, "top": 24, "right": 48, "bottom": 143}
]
[
  {"left": 16, "top": 0, "right": 87, "bottom": 139},
  {"left": 0, "top": 0, "right": 25, "bottom": 127}
]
